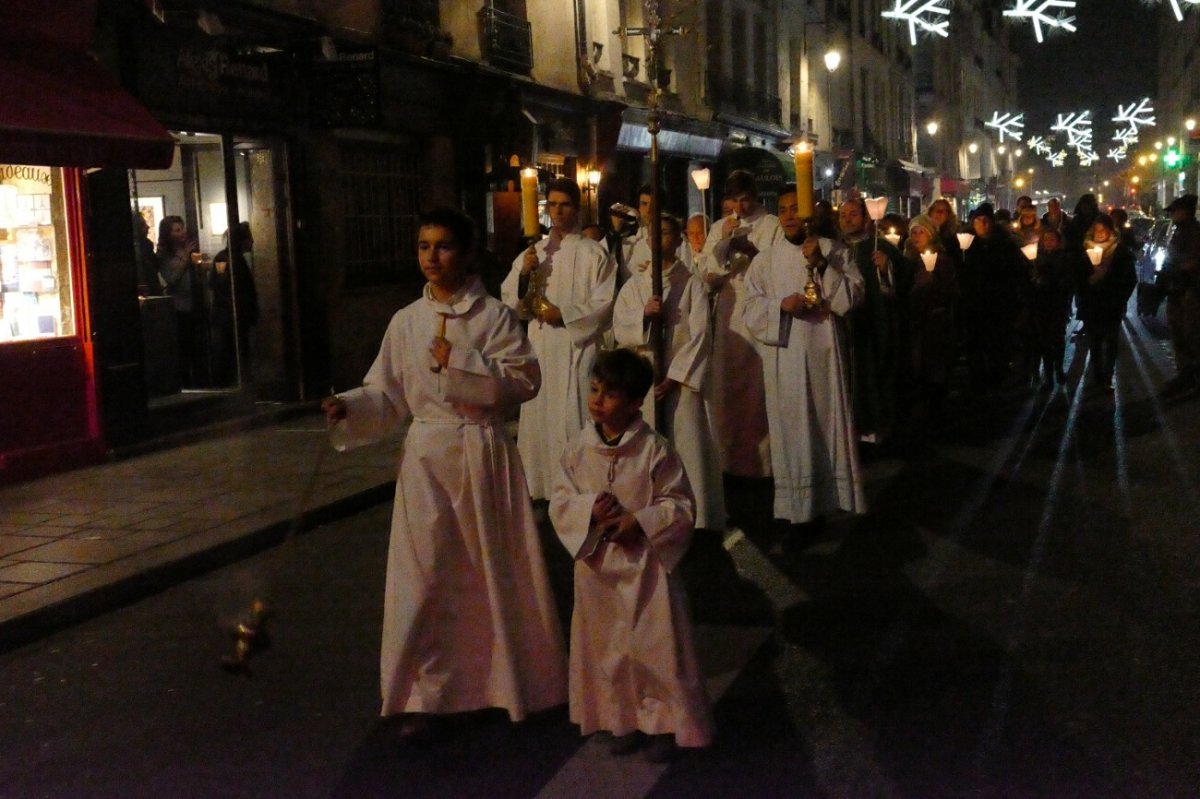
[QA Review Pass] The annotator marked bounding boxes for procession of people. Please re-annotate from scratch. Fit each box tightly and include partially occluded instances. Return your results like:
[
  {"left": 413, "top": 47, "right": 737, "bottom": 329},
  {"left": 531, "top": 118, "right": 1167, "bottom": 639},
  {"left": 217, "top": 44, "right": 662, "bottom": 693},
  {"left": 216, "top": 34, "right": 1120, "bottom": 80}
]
[{"left": 319, "top": 168, "right": 1200, "bottom": 763}]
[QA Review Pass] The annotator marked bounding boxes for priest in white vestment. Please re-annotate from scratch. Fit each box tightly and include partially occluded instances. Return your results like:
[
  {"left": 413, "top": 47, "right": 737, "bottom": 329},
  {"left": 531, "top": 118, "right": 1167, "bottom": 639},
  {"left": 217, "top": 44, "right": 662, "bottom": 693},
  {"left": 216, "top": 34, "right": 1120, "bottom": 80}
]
[
  {"left": 502, "top": 179, "right": 615, "bottom": 500},
  {"left": 324, "top": 209, "right": 567, "bottom": 732},
  {"left": 550, "top": 348, "right": 714, "bottom": 756},
  {"left": 742, "top": 198, "right": 868, "bottom": 526},
  {"left": 701, "top": 170, "right": 782, "bottom": 478},
  {"left": 612, "top": 216, "right": 725, "bottom": 531}
]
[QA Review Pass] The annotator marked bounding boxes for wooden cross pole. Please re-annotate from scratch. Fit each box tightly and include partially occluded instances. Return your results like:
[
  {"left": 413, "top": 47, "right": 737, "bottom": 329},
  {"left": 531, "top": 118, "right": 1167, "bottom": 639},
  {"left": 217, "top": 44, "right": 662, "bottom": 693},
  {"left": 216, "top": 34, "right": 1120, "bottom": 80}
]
[{"left": 615, "top": 4, "right": 686, "bottom": 432}]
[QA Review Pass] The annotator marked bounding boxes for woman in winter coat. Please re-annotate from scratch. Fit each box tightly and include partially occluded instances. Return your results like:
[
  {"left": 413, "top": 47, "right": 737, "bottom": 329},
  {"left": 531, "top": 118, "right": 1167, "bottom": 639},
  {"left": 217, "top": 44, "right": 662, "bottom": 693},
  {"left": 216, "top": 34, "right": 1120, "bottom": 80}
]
[
  {"left": 1024, "top": 228, "right": 1076, "bottom": 388},
  {"left": 904, "top": 214, "right": 958, "bottom": 417},
  {"left": 1076, "top": 214, "right": 1137, "bottom": 390}
]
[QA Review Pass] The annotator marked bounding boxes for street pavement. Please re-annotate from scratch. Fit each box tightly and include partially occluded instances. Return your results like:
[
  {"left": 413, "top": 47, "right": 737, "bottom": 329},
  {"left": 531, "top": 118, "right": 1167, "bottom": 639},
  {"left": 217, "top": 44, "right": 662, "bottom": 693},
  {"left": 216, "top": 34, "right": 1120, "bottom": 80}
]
[{"left": 2, "top": 310, "right": 1200, "bottom": 797}]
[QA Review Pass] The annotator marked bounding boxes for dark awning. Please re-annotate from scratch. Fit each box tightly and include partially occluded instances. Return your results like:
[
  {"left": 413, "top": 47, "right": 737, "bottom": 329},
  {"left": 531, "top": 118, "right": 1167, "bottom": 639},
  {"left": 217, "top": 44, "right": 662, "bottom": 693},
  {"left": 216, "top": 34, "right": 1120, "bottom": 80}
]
[{"left": 0, "top": 45, "right": 175, "bottom": 169}]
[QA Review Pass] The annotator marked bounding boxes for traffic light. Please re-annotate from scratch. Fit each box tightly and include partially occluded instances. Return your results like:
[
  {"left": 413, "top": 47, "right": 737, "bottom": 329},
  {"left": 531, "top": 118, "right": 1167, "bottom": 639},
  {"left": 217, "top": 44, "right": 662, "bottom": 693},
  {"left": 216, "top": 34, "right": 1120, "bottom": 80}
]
[{"left": 1164, "top": 147, "right": 1182, "bottom": 168}]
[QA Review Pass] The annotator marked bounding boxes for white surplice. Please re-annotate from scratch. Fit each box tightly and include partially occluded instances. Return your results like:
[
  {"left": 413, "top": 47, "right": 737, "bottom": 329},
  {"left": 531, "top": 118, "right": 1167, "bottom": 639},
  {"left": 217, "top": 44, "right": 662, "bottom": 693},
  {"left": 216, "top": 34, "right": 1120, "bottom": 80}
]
[
  {"left": 626, "top": 233, "right": 697, "bottom": 280},
  {"left": 502, "top": 233, "right": 615, "bottom": 499},
  {"left": 613, "top": 259, "right": 726, "bottom": 531},
  {"left": 742, "top": 238, "right": 868, "bottom": 524},
  {"left": 549, "top": 418, "right": 714, "bottom": 747},
  {"left": 330, "top": 277, "right": 567, "bottom": 720},
  {"left": 701, "top": 210, "right": 783, "bottom": 477}
]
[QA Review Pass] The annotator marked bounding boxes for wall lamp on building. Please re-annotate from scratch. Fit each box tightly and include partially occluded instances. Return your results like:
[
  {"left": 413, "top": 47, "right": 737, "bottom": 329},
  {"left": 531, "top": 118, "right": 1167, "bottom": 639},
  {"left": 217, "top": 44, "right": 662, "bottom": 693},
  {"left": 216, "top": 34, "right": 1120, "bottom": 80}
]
[
  {"left": 579, "top": 166, "right": 602, "bottom": 223},
  {"left": 967, "top": 142, "right": 979, "bottom": 154},
  {"left": 823, "top": 49, "right": 842, "bottom": 73},
  {"left": 925, "top": 120, "right": 939, "bottom": 136}
]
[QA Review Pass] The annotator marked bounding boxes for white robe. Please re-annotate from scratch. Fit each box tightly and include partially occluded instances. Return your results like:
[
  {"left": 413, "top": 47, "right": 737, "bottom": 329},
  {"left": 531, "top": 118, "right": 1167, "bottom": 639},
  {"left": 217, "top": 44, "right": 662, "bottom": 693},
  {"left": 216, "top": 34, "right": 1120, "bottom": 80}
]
[
  {"left": 626, "top": 232, "right": 697, "bottom": 281},
  {"left": 701, "top": 210, "right": 783, "bottom": 477},
  {"left": 330, "top": 277, "right": 567, "bottom": 720},
  {"left": 549, "top": 418, "right": 714, "bottom": 747},
  {"left": 742, "top": 238, "right": 868, "bottom": 524},
  {"left": 613, "top": 259, "right": 726, "bottom": 531},
  {"left": 502, "top": 233, "right": 615, "bottom": 499}
]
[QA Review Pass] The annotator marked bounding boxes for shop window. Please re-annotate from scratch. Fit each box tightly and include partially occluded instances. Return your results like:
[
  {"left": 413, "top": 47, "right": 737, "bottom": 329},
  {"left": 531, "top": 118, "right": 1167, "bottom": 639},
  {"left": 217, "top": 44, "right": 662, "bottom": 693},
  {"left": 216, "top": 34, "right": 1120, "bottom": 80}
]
[
  {"left": 0, "top": 165, "right": 75, "bottom": 343},
  {"left": 340, "top": 142, "right": 421, "bottom": 289}
]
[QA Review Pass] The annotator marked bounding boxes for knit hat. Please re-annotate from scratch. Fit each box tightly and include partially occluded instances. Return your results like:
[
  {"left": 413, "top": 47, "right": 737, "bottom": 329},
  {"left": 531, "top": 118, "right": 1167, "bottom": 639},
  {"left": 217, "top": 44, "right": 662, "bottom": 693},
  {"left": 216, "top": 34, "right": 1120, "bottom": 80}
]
[
  {"left": 908, "top": 214, "right": 938, "bottom": 242},
  {"left": 1166, "top": 194, "right": 1198, "bottom": 215},
  {"left": 971, "top": 202, "right": 996, "bottom": 221}
]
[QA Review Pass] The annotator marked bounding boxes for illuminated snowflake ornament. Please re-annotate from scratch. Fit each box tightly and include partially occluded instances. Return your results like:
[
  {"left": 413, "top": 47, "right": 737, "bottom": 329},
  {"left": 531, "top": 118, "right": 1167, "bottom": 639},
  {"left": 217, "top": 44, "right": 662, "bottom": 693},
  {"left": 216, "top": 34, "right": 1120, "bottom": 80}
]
[
  {"left": 985, "top": 112, "right": 1025, "bottom": 143},
  {"left": 881, "top": 0, "right": 951, "bottom": 45},
  {"left": 1004, "top": 0, "right": 1077, "bottom": 43},
  {"left": 1147, "top": 0, "right": 1200, "bottom": 22},
  {"left": 1027, "top": 136, "right": 1053, "bottom": 156},
  {"left": 1051, "top": 111, "right": 1092, "bottom": 150},
  {"left": 1112, "top": 98, "right": 1156, "bottom": 132},
  {"left": 1047, "top": 149, "right": 1068, "bottom": 168},
  {"left": 1108, "top": 146, "right": 1128, "bottom": 163},
  {"left": 1113, "top": 127, "right": 1140, "bottom": 147},
  {"left": 1077, "top": 149, "right": 1099, "bottom": 167}
]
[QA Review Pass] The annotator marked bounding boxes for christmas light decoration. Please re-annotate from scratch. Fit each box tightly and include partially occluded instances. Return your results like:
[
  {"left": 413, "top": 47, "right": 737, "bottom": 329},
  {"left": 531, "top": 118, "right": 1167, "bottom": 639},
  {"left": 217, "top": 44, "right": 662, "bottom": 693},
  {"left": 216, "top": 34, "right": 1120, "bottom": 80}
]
[
  {"left": 1113, "top": 127, "right": 1140, "bottom": 146},
  {"left": 985, "top": 112, "right": 1025, "bottom": 142},
  {"left": 1152, "top": 0, "right": 1200, "bottom": 22},
  {"left": 1004, "top": 0, "right": 1077, "bottom": 43},
  {"left": 1047, "top": 149, "right": 1067, "bottom": 167},
  {"left": 881, "top": 0, "right": 951, "bottom": 45},
  {"left": 1112, "top": 99, "right": 1156, "bottom": 132},
  {"left": 1027, "top": 135, "right": 1053, "bottom": 156},
  {"left": 1051, "top": 111, "right": 1092, "bottom": 150},
  {"left": 1107, "top": 146, "right": 1128, "bottom": 163}
]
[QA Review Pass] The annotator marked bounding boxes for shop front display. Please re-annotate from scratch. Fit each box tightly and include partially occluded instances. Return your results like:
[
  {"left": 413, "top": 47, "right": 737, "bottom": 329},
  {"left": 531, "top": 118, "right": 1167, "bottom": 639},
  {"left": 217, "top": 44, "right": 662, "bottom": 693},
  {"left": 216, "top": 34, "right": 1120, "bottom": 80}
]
[{"left": 0, "top": 165, "right": 74, "bottom": 342}]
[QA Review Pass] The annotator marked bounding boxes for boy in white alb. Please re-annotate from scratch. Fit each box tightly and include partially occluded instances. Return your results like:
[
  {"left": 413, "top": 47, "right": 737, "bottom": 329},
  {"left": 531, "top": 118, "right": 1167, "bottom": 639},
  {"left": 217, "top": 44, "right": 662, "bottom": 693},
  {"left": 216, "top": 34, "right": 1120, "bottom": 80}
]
[
  {"left": 550, "top": 349, "right": 714, "bottom": 763},
  {"left": 612, "top": 214, "right": 725, "bottom": 532}
]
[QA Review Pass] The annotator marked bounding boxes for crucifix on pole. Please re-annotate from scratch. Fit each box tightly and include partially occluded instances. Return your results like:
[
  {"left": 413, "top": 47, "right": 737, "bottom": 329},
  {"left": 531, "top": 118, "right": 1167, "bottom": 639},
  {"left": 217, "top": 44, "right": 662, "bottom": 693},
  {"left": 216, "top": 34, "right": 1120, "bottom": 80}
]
[{"left": 615, "top": 2, "right": 686, "bottom": 432}]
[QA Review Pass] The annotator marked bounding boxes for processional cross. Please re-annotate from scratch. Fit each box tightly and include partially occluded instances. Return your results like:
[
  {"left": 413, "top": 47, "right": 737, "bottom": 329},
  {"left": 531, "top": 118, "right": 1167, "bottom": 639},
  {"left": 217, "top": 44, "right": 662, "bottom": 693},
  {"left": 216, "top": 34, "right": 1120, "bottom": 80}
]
[{"left": 614, "top": 2, "right": 687, "bottom": 431}]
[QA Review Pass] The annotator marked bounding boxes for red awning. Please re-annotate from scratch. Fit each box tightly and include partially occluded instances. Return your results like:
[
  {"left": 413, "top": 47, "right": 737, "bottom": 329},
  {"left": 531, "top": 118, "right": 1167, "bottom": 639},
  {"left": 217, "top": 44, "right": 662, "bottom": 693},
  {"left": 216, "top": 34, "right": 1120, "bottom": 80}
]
[{"left": 0, "top": 45, "right": 175, "bottom": 170}]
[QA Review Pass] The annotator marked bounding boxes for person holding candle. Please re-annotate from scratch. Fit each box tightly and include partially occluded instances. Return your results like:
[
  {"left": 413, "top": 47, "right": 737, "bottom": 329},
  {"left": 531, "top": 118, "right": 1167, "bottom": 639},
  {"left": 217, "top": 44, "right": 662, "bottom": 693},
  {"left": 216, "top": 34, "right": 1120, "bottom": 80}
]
[
  {"left": 502, "top": 177, "right": 615, "bottom": 500},
  {"left": 321, "top": 208, "right": 567, "bottom": 739},
  {"left": 837, "top": 197, "right": 907, "bottom": 445},
  {"left": 700, "top": 170, "right": 782, "bottom": 478},
  {"left": 1024, "top": 228, "right": 1076, "bottom": 389},
  {"left": 903, "top": 214, "right": 957, "bottom": 421},
  {"left": 961, "top": 203, "right": 1026, "bottom": 391},
  {"left": 1075, "top": 214, "right": 1137, "bottom": 392},
  {"left": 743, "top": 189, "right": 866, "bottom": 542}
]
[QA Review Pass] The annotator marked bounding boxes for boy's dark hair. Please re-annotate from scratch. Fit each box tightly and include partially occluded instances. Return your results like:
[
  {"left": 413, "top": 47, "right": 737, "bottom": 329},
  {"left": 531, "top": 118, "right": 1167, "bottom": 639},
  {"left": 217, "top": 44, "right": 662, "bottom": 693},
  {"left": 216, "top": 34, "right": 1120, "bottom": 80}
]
[
  {"left": 637, "top": 183, "right": 668, "bottom": 207},
  {"left": 419, "top": 207, "right": 476, "bottom": 254},
  {"left": 592, "top": 348, "right": 654, "bottom": 401},
  {"left": 778, "top": 182, "right": 798, "bottom": 198},
  {"left": 546, "top": 177, "right": 581, "bottom": 207},
  {"left": 724, "top": 169, "right": 758, "bottom": 199},
  {"left": 660, "top": 213, "right": 682, "bottom": 237}
]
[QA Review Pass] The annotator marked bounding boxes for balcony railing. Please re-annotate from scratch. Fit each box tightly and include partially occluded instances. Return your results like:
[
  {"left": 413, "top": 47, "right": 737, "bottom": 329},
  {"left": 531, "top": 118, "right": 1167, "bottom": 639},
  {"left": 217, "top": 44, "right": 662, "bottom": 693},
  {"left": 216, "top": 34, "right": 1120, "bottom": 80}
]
[
  {"left": 480, "top": 4, "right": 533, "bottom": 75},
  {"left": 705, "top": 73, "right": 782, "bottom": 124}
]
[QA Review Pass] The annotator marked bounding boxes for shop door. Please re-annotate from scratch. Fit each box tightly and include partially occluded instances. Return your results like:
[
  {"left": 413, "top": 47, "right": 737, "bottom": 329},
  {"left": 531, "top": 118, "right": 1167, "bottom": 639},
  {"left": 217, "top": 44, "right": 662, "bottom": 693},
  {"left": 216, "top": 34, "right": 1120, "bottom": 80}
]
[
  {"left": 230, "top": 136, "right": 296, "bottom": 401},
  {"left": 85, "top": 168, "right": 146, "bottom": 445},
  {"left": 130, "top": 133, "right": 296, "bottom": 403}
]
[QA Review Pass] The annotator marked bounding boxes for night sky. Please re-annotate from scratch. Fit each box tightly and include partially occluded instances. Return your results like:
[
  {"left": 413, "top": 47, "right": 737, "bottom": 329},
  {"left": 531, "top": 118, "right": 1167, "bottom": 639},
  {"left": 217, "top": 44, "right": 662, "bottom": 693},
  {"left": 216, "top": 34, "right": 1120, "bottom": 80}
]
[{"left": 1013, "top": 0, "right": 1159, "bottom": 142}]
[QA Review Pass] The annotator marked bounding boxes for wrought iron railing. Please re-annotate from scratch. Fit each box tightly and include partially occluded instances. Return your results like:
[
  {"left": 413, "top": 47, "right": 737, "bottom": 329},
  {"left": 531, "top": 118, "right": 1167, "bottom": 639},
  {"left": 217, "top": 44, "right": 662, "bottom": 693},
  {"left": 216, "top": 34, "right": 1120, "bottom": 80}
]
[{"left": 480, "top": 4, "right": 533, "bottom": 74}]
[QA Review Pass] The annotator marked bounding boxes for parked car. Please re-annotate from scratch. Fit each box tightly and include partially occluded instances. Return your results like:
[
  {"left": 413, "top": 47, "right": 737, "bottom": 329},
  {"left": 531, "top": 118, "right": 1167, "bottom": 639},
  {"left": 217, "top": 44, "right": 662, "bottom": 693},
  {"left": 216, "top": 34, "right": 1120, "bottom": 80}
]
[{"left": 1136, "top": 218, "right": 1173, "bottom": 316}]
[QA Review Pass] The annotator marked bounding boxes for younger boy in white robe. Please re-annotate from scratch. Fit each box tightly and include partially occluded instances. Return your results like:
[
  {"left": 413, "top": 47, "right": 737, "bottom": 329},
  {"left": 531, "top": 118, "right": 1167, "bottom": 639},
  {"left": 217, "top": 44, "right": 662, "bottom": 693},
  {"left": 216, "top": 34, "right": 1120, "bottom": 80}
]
[
  {"left": 613, "top": 214, "right": 725, "bottom": 532},
  {"left": 550, "top": 348, "right": 714, "bottom": 763},
  {"left": 322, "top": 208, "right": 567, "bottom": 739}
]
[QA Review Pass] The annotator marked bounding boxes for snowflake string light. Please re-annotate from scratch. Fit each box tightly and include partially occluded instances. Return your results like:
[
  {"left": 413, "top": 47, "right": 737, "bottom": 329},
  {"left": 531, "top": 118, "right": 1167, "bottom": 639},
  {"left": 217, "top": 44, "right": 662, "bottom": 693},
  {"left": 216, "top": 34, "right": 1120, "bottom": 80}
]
[
  {"left": 985, "top": 112, "right": 1025, "bottom": 142},
  {"left": 1047, "top": 149, "right": 1068, "bottom": 167},
  {"left": 1112, "top": 98, "right": 1156, "bottom": 132},
  {"left": 1077, "top": 150, "right": 1099, "bottom": 167},
  {"left": 1004, "top": 0, "right": 1077, "bottom": 43},
  {"left": 1051, "top": 111, "right": 1092, "bottom": 150},
  {"left": 1113, "top": 127, "right": 1140, "bottom": 147},
  {"left": 1108, "top": 146, "right": 1128, "bottom": 163},
  {"left": 1148, "top": 0, "right": 1200, "bottom": 22},
  {"left": 881, "top": 0, "right": 951, "bottom": 45}
]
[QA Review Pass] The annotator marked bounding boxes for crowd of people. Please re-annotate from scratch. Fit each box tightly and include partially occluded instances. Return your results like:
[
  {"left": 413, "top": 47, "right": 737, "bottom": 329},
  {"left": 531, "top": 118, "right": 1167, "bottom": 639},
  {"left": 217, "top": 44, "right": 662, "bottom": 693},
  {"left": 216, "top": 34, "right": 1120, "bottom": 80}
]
[{"left": 318, "top": 172, "right": 1200, "bottom": 764}]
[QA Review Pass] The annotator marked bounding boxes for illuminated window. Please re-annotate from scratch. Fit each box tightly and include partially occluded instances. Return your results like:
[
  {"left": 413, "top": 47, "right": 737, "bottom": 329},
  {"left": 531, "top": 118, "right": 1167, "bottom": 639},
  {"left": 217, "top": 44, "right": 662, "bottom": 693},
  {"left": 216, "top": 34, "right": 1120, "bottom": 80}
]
[{"left": 0, "top": 165, "right": 75, "bottom": 342}]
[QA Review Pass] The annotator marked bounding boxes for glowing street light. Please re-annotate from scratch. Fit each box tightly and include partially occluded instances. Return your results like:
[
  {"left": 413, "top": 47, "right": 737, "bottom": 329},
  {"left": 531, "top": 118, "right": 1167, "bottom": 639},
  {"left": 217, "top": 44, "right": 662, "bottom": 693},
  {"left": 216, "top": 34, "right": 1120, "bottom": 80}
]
[
  {"left": 824, "top": 49, "right": 842, "bottom": 73},
  {"left": 926, "top": 120, "right": 939, "bottom": 136},
  {"left": 968, "top": 142, "right": 979, "bottom": 154}
]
